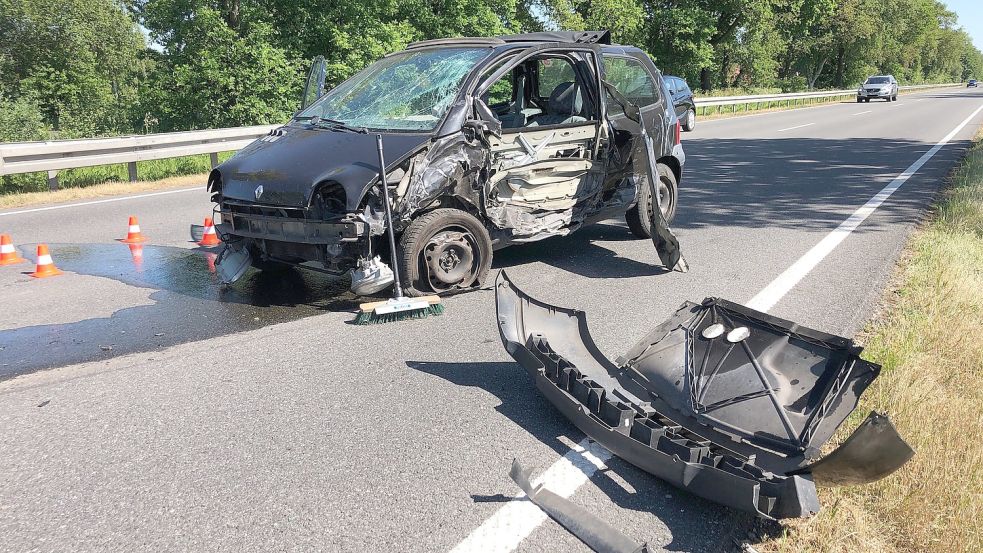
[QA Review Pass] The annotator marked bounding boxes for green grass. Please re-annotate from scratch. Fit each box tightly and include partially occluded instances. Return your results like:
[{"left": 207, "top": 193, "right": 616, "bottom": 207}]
[
  {"left": 758, "top": 130, "right": 983, "bottom": 553},
  {"left": 0, "top": 151, "right": 236, "bottom": 195}
]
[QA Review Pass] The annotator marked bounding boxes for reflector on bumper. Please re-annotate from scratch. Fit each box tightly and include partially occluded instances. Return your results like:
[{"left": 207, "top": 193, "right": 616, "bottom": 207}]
[{"left": 494, "top": 271, "right": 913, "bottom": 519}]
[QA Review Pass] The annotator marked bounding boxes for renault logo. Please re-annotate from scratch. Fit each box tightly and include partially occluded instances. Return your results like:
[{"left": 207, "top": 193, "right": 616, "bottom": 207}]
[{"left": 254, "top": 185, "right": 264, "bottom": 200}]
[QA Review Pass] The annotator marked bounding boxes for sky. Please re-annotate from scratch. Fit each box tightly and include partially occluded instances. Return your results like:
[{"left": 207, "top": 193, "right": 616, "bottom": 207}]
[{"left": 944, "top": 0, "right": 983, "bottom": 52}]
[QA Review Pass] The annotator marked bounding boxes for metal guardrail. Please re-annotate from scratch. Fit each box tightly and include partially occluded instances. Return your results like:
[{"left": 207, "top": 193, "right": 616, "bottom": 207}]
[
  {"left": 0, "top": 83, "right": 964, "bottom": 191},
  {"left": 0, "top": 124, "right": 278, "bottom": 190},
  {"left": 694, "top": 83, "right": 962, "bottom": 114}
]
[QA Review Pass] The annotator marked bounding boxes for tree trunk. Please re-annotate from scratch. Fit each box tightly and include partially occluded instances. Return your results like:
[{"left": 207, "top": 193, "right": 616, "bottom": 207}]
[
  {"left": 834, "top": 44, "right": 845, "bottom": 88},
  {"left": 807, "top": 57, "right": 828, "bottom": 89},
  {"left": 700, "top": 68, "right": 712, "bottom": 92},
  {"left": 221, "top": 0, "right": 240, "bottom": 30},
  {"left": 719, "top": 52, "right": 730, "bottom": 88}
]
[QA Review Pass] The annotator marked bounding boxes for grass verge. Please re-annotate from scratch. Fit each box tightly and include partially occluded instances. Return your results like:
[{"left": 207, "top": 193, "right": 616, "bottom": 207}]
[
  {"left": 756, "top": 129, "right": 983, "bottom": 552},
  {"left": 0, "top": 173, "right": 207, "bottom": 210},
  {"left": 0, "top": 151, "right": 234, "bottom": 203}
]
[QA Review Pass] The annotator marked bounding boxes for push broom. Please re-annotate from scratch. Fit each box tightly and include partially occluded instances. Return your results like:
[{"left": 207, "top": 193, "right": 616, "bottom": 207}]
[{"left": 353, "top": 135, "right": 444, "bottom": 324}]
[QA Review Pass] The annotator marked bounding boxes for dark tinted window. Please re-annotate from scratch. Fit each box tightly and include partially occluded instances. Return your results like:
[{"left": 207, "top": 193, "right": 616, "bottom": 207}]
[{"left": 604, "top": 56, "right": 660, "bottom": 107}]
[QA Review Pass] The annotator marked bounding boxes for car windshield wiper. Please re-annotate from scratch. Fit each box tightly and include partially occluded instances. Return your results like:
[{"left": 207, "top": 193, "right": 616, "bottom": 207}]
[{"left": 309, "top": 116, "right": 367, "bottom": 134}]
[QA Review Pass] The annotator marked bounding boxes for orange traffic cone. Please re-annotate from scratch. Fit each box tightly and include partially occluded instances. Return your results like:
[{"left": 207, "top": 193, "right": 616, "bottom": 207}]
[
  {"left": 204, "top": 251, "right": 217, "bottom": 274},
  {"left": 128, "top": 243, "right": 144, "bottom": 269},
  {"left": 0, "top": 234, "right": 26, "bottom": 265},
  {"left": 119, "top": 216, "right": 148, "bottom": 244},
  {"left": 198, "top": 217, "right": 221, "bottom": 247},
  {"left": 29, "top": 244, "right": 63, "bottom": 278}
]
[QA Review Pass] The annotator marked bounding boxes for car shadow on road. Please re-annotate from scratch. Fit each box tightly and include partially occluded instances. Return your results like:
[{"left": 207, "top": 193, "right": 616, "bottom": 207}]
[
  {"left": 405, "top": 359, "right": 746, "bottom": 552},
  {"left": 675, "top": 136, "right": 971, "bottom": 233},
  {"left": 492, "top": 222, "right": 670, "bottom": 279}
]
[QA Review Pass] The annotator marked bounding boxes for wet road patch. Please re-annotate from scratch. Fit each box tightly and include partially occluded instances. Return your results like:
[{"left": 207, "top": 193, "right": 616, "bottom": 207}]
[{"left": 0, "top": 243, "right": 361, "bottom": 379}]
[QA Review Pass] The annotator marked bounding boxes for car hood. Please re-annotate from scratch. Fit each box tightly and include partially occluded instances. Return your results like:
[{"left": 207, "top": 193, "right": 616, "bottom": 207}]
[{"left": 216, "top": 125, "right": 430, "bottom": 210}]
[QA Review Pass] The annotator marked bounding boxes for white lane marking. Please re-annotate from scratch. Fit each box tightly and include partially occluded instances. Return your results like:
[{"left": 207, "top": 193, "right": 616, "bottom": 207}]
[
  {"left": 852, "top": 110, "right": 873, "bottom": 115},
  {"left": 451, "top": 100, "right": 983, "bottom": 553},
  {"left": 0, "top": 187, "right": 201, "bottom": 217},
  {"left": 776, "top": 123, "right": 814, "bottom": 132},
  {"left": 746, "top": 102, "right": 983, "bottom": 312},
  {"left": 450, "top": 439, "right": 611, "bottom": 553}
]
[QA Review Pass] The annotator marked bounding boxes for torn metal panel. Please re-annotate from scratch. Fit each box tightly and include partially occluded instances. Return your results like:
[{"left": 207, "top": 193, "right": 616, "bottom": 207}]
[
  {"left": 494, "top": 271, "right": 912, "bottom": 519},
  {"left": 395, "top": 132, "right": 488, "bottom": 222},
  {"left": 509, "top": 459, "right": 650, "bottom": 553},
  {"left": 792, "top": 412, "right": 915, "bottom": 487}
]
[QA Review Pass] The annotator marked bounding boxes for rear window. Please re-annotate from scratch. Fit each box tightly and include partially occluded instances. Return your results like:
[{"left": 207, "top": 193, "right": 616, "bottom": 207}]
[{"left": 603, "top": 56, "right": 660, "bottom": 107}]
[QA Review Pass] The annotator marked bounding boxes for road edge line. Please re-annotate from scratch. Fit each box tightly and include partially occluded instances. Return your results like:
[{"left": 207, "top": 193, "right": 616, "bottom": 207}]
[
  {"left": 0, "top": 187, "right": 201, "bottom": 217},
  {"left": 449, "top": 100, "right": 983, "bottom": 553}
]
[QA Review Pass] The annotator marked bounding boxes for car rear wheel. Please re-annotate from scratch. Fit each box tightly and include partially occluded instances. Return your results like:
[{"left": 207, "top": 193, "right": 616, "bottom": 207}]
[
  {"left": 398, "top": 208, "right": 492, "bottom": 297},
  {"left": 682, "top": 109, "right": 696, "bottom": 132},
  {"left": 626, "top": 163, "right": 679, "bottom": 239}
]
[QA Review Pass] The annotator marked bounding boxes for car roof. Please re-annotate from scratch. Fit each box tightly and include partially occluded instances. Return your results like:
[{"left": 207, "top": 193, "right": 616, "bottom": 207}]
[{"left": 406, "top": 30, "right": 617, "bottom": 50}]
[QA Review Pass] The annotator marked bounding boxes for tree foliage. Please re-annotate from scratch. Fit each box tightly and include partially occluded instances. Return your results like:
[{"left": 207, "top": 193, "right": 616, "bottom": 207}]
[{"left": 1, "top": 0, "right": 981, "bottom": 141}]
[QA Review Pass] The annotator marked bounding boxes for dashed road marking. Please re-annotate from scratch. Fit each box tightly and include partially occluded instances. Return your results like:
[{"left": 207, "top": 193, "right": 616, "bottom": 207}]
[
  {"left": 776, "top": 123, "right": 815, "bottom": 132},
  {"left": 852, "top": 110, "right": 873, "bottom": 115}
]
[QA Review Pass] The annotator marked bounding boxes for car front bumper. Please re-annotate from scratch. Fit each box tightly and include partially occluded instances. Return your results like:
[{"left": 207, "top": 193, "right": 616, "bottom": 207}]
[{"left": 858, "top": 89, "right": 892, "bottom": 98}]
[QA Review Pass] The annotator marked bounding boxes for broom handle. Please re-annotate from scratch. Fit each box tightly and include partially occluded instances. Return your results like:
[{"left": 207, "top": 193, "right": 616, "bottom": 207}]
[{"left": 375, "top": 134, "right": 404, "bottom": 298}]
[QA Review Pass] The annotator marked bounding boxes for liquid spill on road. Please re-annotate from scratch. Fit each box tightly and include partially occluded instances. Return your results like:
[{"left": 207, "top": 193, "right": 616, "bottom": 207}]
[{"left": 0, "top": 243, "right": 367, "bottom": 379}]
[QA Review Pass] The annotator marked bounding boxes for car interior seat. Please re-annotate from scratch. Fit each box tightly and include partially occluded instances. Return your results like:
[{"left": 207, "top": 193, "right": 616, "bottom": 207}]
[{"left": 528, "top": 82, "right": 586, "bottom": 126}]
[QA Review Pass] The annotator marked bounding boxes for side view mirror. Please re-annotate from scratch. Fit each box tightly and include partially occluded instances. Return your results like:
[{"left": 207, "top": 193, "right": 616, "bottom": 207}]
[{"left": 466, "top": 99, "right": 503, "bottom": 138}]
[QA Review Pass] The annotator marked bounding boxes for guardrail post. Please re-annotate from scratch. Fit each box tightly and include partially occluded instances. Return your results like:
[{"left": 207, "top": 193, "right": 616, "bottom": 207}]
[
  {"left": 47, "top": 170, "right": 59, "bottom": 191},
  {"left": 210, "top": 152, "right": 219, "bottom": 168},
  {"left": 127, "top": 161, "right": 138, "bottom": 182}
]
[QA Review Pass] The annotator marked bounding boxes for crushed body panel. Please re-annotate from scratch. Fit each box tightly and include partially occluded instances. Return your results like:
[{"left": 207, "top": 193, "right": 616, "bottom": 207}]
[{"left": 494, "top": 271, "right": 912, "bottom": 518}]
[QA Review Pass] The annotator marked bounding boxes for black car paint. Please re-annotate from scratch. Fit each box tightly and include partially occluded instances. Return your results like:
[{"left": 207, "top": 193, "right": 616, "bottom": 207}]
[
  {"left": 664, "top": 75, "right": 695, "bottom": 120},
  {"left": 215, "top": 128, "right": 429, "bottom": 211}
]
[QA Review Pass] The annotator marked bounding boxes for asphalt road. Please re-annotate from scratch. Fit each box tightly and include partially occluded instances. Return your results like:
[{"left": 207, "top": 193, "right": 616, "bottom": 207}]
[{"left": 1, "top": 87, "right": 981, "bottom": 552}]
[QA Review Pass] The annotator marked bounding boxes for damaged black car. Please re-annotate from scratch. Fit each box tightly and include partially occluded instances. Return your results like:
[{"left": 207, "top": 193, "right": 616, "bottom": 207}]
[{"left": 208, "top": 31, "right": 686, "bottom": 295}]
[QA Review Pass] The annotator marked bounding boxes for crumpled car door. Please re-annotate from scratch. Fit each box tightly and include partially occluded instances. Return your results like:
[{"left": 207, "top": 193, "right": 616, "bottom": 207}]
[{"left": 602, "top": 81, "right": 685, "bottom": 271}]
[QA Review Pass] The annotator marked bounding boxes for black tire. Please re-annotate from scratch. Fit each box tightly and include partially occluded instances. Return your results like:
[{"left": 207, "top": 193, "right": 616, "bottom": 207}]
[
  {"left": 397, "top": 208, "right": 492, "bottom": 297},
  {"left": 625, "top": 163, "right": 679, "bottom": 239},
  {"left": 682, "top": 109, "right": 696, "bottom": 132},
  {"left": 856, "top": 97, "right": 863, "bottom": 103}
]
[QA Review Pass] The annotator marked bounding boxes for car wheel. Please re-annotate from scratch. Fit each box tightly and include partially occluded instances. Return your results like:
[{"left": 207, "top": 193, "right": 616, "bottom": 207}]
[
  {"left": 856, "top": 97, "right": 863, "bottom": 103},
  {"left": 398, "top": 208, "right": 492, "bottom": 297},
  {"left": 682, "top": 109, "right": 696, "bottom": 132},
  {"left": 626, "top": 163, "right": 679, "bottom": 239}
]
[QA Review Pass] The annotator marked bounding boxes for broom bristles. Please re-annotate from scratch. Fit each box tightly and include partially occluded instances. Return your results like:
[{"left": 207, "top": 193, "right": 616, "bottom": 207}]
[{"left": 353, "top": 303, "right": 444, "bottom": 325}]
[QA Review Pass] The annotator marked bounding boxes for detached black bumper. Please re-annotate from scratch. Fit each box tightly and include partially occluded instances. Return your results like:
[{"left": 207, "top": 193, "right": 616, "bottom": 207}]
[{"left": 494, "top": 271, "right": 913, "bottom": 519}]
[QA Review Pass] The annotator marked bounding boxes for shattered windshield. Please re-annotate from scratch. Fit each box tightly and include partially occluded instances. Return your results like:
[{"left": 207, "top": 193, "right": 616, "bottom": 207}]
[
  {"left": 296, "top": 48, "right": 490, "bottom": 132},
  {"left": 866, "top": 77, "right": 889, "bottom": 84}
]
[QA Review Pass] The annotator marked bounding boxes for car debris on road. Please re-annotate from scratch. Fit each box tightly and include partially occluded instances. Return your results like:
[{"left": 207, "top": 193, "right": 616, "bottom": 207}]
[{"left": 494, "top": 270, "right": 914, "bottom": 520}]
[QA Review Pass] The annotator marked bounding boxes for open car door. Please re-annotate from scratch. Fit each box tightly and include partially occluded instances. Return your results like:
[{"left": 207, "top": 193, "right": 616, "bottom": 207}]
[
  {"left": 475, "top": 52, "right": 610, "bottom": 242},
  {"left": 601, "top": 76, "right": 686, "bottom": 272},
  {"left": 299, "top": 55, "right": 328, "bottom": 111}
]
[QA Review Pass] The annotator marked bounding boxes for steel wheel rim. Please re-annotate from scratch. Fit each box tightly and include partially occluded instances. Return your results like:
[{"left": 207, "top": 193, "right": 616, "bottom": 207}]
[{"left": 422, "top": 226, "right": 482, "bottom": 291}]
